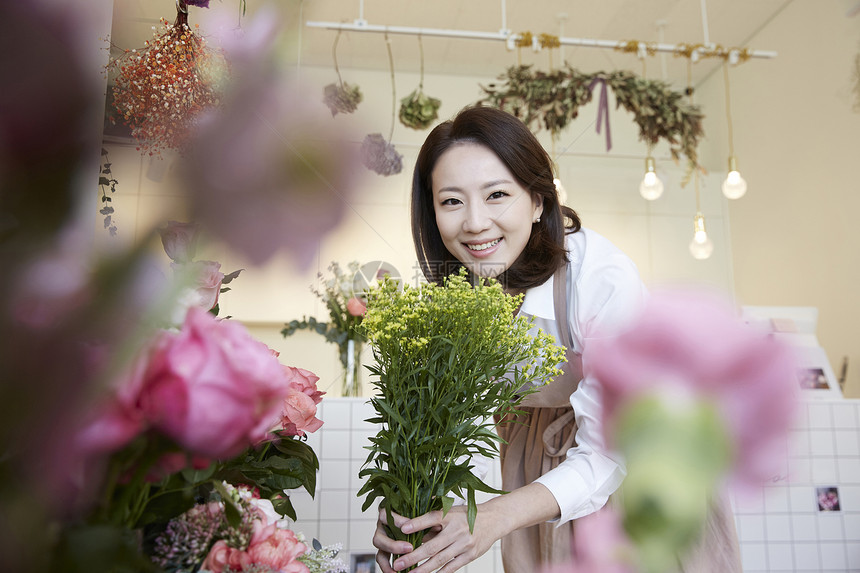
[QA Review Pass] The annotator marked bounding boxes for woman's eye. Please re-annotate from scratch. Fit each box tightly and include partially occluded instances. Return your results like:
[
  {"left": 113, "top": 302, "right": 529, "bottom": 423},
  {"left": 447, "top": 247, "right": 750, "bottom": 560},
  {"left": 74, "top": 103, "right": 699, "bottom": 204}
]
[
  {"left": 488, "top": 191, "right": 508, "bottom": 200},
  {"left": 440, "top": 197, "right": 461, "bottom": 206}
]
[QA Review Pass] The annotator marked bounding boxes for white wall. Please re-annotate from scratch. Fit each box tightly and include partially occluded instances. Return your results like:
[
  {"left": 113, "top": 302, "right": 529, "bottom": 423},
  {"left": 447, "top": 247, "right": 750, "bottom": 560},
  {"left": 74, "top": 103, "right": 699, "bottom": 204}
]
[{"left": 695, "top": 1, "right": 860, "bottom": 398}]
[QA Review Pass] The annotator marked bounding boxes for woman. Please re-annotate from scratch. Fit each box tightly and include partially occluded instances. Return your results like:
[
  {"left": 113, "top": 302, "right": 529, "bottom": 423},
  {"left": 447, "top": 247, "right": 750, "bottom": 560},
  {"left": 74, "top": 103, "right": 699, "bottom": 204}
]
[{"left": 373, "top": 106, "right": 741, "bottom": 573}]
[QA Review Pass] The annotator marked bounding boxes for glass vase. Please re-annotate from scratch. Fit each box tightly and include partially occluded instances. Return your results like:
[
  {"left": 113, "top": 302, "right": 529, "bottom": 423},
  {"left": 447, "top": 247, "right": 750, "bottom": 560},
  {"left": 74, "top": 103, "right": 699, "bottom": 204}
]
[{"left": 342, "top": 338, "right": 363, "bottom": 397}]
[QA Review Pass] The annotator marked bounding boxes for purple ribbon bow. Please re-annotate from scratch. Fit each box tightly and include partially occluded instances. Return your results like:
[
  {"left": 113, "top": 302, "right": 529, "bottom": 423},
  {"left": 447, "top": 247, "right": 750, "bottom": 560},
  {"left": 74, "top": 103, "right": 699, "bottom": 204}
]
[{"left": 588, "top": 77, "right": 612, "bottom": 152}]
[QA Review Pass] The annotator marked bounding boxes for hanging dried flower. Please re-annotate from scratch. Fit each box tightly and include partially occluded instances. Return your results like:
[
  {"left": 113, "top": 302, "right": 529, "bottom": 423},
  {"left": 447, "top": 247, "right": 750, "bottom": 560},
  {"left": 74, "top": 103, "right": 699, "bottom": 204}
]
[
  {"left": 399, "top": 88, "right": 441, "bottom": 130},
  {"left": 322, "top": 81, "right": 363, "bottom": 116},
  {"left": 481, "top": 65, "right": 704, "bottom": 170},
  {"left": 360, "top": 133, "right": 402, "bottom": 176},
  {"left": 107, "top": 18, "right": 226, "bottom": 156}
]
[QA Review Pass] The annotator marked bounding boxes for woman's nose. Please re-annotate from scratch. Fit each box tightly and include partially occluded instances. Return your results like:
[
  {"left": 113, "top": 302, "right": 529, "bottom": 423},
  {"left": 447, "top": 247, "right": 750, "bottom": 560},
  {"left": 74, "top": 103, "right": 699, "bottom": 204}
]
[{"left": 463, "top": 204, "right": 492, "bottom": 233}]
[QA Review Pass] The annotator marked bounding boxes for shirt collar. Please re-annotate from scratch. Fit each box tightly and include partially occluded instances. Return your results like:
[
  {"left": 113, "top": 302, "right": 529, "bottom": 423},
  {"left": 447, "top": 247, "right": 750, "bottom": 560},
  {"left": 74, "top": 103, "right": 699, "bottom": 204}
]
[{"left": 518, "top": 273, "right": 555, "bottom": 321}]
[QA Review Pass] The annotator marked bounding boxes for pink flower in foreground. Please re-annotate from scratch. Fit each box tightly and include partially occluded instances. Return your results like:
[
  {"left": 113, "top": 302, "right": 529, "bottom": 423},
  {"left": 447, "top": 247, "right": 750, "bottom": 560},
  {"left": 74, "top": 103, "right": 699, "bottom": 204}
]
[
  {"left": 586, "top": 289, "right": 797, "bottom": 488},
  {"left": 346, "top": 296, "right": 367, "bottom": 317},
  {"left": 137, "top": 307, "right": 290, "bottom": 458},
  {"left": 280, "top": 366, "right": 324, "bottom": 437},
  {"left": 180, "top": 11, "right": 363, "bottom": 267},
  {"left": 542, "top": 509, "right": 637, "bottom": 573}
]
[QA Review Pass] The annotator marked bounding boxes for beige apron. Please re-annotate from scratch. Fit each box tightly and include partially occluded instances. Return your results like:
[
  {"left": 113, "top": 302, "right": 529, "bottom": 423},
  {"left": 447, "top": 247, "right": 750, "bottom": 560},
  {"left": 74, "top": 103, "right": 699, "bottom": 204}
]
[
  {"left": 496, "top": 265, "right": 581, "bottom": 572},
  {"left": 495, "top": 265, "right": 743, "bottom": 573}
]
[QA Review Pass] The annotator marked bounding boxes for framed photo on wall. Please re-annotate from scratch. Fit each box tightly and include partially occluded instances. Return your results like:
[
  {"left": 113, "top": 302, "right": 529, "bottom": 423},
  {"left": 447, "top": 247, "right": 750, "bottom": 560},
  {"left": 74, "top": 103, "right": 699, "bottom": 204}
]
[
  {"left": 351, "top": 552, "right": 378, "bottom": 573},
  {"left": 795, "top": 346, "right": 843, "bottom": 399}
]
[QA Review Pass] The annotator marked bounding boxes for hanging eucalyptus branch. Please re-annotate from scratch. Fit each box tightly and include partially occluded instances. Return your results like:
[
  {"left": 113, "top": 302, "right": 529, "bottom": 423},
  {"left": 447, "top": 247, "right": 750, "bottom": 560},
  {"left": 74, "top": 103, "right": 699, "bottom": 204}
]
[
  {"left": 480, "top": 65, "right": 705, "bottom": 169},
  {"left": 99, "top": 148, "right": 118, "bottom": 236}
]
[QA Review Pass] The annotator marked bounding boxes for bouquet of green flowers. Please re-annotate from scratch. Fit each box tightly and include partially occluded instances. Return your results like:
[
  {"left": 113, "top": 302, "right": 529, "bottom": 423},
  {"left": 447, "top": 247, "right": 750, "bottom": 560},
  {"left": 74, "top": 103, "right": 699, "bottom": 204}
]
[{"left": 357, "top": 271, "right": 566, "bottom": 556}]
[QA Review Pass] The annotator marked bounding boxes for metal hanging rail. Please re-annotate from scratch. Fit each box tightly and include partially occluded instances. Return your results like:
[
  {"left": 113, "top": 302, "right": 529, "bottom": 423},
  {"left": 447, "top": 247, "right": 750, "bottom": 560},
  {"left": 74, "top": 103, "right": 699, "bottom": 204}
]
[{"left": 304, "top": 20, "right": 777, "bottom": 61}]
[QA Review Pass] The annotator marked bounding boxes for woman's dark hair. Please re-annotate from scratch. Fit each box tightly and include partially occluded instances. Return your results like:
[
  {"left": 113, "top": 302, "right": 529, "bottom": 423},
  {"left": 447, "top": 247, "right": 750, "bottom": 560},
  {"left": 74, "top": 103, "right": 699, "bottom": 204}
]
[{"left": 411, "top": 105, "right": 581, "bottom": 289}]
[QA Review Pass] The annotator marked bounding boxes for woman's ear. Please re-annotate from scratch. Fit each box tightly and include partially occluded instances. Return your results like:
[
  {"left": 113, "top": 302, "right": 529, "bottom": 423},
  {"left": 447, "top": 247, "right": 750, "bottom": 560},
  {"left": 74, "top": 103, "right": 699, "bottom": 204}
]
[{"left": 533, "top": 195, "right": 544, "bottom": 222}]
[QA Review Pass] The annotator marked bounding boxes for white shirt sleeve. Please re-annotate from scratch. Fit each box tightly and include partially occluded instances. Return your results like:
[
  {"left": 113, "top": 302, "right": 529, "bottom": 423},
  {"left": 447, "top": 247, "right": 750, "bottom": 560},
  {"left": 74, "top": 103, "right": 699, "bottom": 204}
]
[{"left": 534, "top": 231, "right": 647, "bottom": 524}]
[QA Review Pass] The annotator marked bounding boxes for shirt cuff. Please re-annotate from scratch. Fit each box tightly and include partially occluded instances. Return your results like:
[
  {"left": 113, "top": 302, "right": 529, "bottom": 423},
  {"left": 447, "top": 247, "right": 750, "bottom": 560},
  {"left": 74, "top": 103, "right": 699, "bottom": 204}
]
[{"left": 534, "top": 459, "right": 625, "bottom": 525}]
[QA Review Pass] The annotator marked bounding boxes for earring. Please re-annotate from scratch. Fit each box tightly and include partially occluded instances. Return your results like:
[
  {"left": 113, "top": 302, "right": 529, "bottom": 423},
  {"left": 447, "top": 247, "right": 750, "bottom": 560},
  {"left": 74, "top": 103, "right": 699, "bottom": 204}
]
[{"left": 534, "top": 217, "right": 541, "bottom": 223}]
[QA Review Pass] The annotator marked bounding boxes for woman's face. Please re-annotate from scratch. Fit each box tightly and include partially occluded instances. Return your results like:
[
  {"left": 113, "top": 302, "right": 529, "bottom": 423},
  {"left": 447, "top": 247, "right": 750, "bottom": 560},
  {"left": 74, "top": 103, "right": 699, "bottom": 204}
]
[{"left": 431, "top": 143, "right": 543, "bottom": 279}]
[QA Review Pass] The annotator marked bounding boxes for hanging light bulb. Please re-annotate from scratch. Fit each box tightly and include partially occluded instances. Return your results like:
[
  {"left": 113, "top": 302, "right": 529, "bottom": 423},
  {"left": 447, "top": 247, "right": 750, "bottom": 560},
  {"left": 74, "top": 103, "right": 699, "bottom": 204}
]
[
  {"left": 639, "top": 156, "right": 664, "bottom": 200},
  {"left": 721, "top": 155, "right": 747, "bottom": 199},
  {"left": 689, "top": 212, "right": 714, "bottom": 260},
  {"left": 721, "top": 62, "right": 747, "bottom": 200}
]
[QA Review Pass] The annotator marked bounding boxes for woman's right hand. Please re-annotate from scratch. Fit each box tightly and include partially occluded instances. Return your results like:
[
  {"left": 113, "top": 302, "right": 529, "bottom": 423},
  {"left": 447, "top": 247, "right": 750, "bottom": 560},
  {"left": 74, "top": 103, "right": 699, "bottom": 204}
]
[{"left": 373, "top": 508, "right": 418, "bottom": 573}]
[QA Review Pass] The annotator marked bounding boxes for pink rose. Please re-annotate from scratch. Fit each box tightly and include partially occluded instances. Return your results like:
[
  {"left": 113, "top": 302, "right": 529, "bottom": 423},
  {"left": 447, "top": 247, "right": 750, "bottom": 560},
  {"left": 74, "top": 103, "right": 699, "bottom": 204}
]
[
  {"left": 201, "top": 540, "right": 231, "bottom": 573},
  {"left": 285, "top": 365, "right": 324, "bottom": 405},
  {"left": 159, "top": 221, "right": 199, "bottom": 263},
  {"left": 280, "top": 366, "right": 324, "bottom": 436},
  {"left": 346, "top": 296, "right": 366, "bottom": 317},
  {"left": 246, "top": 528, "right": 309, "bottom": 573},
  {"left": 189, "top": 260, "right": 225, "bottom": 311},
  {"left": 137, "top": 307, "right": 290, "bottom": 458}
]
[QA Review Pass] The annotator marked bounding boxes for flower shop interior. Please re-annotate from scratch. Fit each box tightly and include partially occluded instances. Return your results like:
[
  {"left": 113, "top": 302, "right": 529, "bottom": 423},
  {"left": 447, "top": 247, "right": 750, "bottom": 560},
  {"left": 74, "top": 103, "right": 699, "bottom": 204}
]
[{"left": 4, "top": 0, "right": 860, "bottom": 572}]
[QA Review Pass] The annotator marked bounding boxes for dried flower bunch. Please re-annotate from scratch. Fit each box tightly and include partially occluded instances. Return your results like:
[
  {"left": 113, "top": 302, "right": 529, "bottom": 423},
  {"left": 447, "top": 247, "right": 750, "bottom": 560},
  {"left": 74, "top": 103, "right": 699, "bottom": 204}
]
[
  {"left": 358, "top": 271, "right": 565, "bottom": 561},
  {"left": 360, "top": 132, "right": 403, "bottom": 176},
  {"left": 399, "top": 88, "right": 441, "bottom": 130},
  {"left": 323, "top": 81, "right": 363, "bottom": 116},
  {"left": 108, "top": 17, "right": 225, "bottom": 155},
  {"left": 481, "top": 65, "right": 705, "bottom": 168}
]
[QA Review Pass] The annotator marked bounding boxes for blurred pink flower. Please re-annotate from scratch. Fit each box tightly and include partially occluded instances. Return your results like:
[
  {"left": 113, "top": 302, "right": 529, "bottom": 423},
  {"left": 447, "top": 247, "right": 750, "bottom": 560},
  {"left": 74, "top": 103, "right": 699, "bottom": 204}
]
[
  {"left": 137, "top": 307, "right": 290, "bottom": 458},
  {"left": 280, "top": 365, "right": 324, "bottom": 437},
  {"left": 159, "top": 221, "right": 199, "bottom": 263},
  {"left": 144, "top": 452, "right": 212, "bottom": 483},
  {"left": 586, "top": 289, "right": 797, "bottom": 488},
  {"left": 347, "top": 296, "right": 367, "bottom": 317},
  {"left": 542, "top": 509, "right": 637, "bottom": 573},
  {"left": 180, "top": 11, "right": 363, "bottom": 267}
]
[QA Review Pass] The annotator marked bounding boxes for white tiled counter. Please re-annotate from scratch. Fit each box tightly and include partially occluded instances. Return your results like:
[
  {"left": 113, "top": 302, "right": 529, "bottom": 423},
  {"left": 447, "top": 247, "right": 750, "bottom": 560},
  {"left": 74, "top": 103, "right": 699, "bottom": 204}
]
[
  {"left": 291, "top": 398, "right": 860, "bottom": 573},
  {"left": 734, "top": 399, "right": 860, "bottom": 572},
  {"left": 286, "top": 398, "right": 503, "bottom": 573}
]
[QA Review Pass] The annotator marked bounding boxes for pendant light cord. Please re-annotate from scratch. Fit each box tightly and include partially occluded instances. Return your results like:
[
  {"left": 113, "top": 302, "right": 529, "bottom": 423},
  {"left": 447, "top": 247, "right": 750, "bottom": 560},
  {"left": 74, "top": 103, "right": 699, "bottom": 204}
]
[
  {"left": 723, "top": 62, "right": 735, "bottom": 157},
  {"left": 332, "top": 29, "right": 344, "bottom": 86},
  {"left": 385, "top": 32, "right": 396, "bottom": 143}
]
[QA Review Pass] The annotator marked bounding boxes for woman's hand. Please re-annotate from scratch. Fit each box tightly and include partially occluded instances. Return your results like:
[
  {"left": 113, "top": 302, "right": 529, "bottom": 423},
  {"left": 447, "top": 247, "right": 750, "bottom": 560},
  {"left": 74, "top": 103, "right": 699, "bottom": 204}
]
[
  {"left": 373, "top": 505, "right": 503, "bottom": 573},
  {"left": 372, "top": 482, "right": 560, "bottom": 572}
]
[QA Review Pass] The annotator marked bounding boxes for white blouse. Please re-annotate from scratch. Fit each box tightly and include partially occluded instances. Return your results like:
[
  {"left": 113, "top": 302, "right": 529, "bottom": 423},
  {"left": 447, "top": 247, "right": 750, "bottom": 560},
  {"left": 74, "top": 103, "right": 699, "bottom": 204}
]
[{"left": 521, "top": 228, "right": 648, "bottom": 524}]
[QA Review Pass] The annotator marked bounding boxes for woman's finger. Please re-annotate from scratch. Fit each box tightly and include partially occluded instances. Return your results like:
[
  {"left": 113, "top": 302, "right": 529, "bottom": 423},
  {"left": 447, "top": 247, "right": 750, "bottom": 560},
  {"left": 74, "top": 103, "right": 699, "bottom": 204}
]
[
  {"left": 373, "top": 518, "right": 413, "bottom": 555},
  {"left": 376, "top": 550, "right": 398, "bottom": 573},
  {"left": 400, "top": 509, "right": 445, "bottom": 535}
]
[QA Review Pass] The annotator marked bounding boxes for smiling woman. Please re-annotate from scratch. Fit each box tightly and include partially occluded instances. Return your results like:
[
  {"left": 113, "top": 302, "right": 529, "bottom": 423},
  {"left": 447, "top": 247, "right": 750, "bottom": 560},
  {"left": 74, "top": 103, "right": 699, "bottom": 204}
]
[{"left": 373, "top": 106, "right": 742, "bottom": 573}]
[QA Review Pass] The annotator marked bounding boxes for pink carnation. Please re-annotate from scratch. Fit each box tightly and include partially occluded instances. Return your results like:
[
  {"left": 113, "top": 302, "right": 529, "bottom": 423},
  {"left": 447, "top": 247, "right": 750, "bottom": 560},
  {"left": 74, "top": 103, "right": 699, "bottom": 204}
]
[
  {"left": 586, "top": 289, "right": 798, "bottom": 487},
  {"left": 202, "top": 528, "right": 309, "bottom": 573}
]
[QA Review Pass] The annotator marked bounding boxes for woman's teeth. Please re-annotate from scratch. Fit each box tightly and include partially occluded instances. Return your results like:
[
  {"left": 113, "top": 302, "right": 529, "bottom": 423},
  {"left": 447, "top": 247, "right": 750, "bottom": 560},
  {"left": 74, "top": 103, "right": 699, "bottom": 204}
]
[{"left": 467, "top": 239, "right": 501, "bottom": 251}]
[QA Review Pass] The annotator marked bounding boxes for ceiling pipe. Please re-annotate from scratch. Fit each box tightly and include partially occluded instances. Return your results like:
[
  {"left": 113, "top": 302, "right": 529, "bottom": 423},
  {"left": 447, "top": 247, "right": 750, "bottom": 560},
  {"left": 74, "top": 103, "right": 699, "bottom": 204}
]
[{"left": 304, "top": 19, "right": 778, "bottom": 60}]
